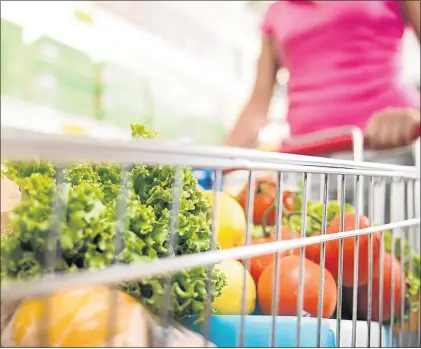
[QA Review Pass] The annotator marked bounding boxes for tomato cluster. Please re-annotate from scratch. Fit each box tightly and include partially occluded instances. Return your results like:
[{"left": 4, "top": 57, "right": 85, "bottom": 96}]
[
  {"left": 305, "top": 213, "right": 405, "bottom": 321},
  {"left": 236, "top": 177, "right": 296, "bottom": 226},
  {"left": 242, "top": 214, "right": 405, "bottom": 320},
  {"left": 248, "top": 226, "right": 300, "bottom": 282},
  {"left": 235, "top": 178, "right": 409, "bottom": 321}
]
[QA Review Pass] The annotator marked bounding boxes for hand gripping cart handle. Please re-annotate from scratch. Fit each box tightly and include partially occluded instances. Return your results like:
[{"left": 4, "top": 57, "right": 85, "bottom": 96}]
[{"left": 217, "top": 124, "right": 421, "bottom": 178}]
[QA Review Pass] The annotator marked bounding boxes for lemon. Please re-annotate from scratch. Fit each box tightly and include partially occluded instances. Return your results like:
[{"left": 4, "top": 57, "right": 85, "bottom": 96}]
[
  {"left": 202, "top": 191, "right": 246, "bottom": 249},
  {"left": 213, "top": 259, "right": 256, "bottom": 315}
]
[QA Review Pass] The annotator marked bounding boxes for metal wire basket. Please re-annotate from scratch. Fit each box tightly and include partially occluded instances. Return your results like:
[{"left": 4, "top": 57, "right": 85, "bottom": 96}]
[{"left": 1, "top": 125, "right": 420, "bottom": 348}]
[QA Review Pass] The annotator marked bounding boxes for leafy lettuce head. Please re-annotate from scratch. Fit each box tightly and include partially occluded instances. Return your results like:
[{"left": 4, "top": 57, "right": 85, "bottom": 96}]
[{"left": 1, "top": 124, "right": 226, "bottom": 323}]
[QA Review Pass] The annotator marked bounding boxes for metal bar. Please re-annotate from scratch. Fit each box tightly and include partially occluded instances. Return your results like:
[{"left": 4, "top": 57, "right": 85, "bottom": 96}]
[
  {"left": 238, "top": 171, "right": 255, "bottom": 348},
  {"left": 366, "top": 176, "right": 375, "bottom": 348},
  {"left": 3, "top": 152, "right": 416, "bottom": 180},
  {"left": 316, "top": 174, "right": 329, "bottom": 347},
  {"left": 270, "top": 171, "right": 284, "bottom": 347},
  {"left": 389, "top": 228, "right": 396, "bottom": 348},
  {"left": 40, "top": 167, "right": 66, "bottom": 347},
  {"left": 2, "top": 131, "right": 419, "bottom": 179},
  {"left": 406, "top": 181, "right": 414, "bottom": 348},
  {"left": 416, "top": 177, "right": 421, "bottom": 348},
  {"left": 399, "top": 181, "right": 408, "bottom": 348},
  {"left": 160, "top": 166, "right": 184, "bottom": 347},
  {"left": 378, "top": 180, "right": 387, "bottom": 348},
  {"left": 296, "top": 173, "right": 309, "bottom": 347},
  {"left": 336, "top": 174, "right": 346, "bottom": 348},
  {"left": 108, "top": 166, "right": 130, "bottom": 347},
  {"left": 351, "top": 175, "right": 361, "bottom": 347},
  {"left": 2, "top": 219, "right": 419, "bottom": 302},
  {"left": 202, "top": 170, "right": 222, "bottom": 348}
]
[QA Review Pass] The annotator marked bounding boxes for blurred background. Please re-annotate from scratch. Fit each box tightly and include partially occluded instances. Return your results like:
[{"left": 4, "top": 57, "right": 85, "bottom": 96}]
[{"left": 1, "top": 0, "right": 420, "bottom": 148}]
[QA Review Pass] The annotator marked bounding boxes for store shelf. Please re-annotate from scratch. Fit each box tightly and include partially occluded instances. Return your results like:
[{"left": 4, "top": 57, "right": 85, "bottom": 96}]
[
  {"left": 0, "top": 1, "right": 249, "bottom": 99},
  {"left": 0, "top": 95, "right": 130, "bottom": 139}
]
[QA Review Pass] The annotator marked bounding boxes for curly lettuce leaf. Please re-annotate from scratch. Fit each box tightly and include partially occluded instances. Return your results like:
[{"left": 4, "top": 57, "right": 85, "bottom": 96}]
[
  {"left": 1, "top": 124, "right": 226, "bottom": 323},
  {"left": 131, "top": 124, "right": 158, "bottom": 139}
]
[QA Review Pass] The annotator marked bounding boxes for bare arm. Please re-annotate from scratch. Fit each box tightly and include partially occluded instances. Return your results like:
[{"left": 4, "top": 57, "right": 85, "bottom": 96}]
[
  {"left": 402, "top": 0, "right": 420, "bottom": 41},
  {"left": 224, "top": 36, "right": 279, "bottom": 148},
  {"left": 366, "top": 1, "right": 420, "bottom": 149}
]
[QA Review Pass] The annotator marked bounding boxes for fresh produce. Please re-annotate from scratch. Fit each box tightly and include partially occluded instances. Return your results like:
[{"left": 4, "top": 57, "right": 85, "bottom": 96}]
[
  {"left": 0, "top": 124, "right": 226, "bottom": 324},
  {"left": 353, "top": 231, "right": 420, "bottom": 325},
  {"left": 201, "top": 190, "right": 246, "bottom": 249},
  {"left": 384, "top": 231, "right": 420, "bottom": 302},
  {"left": 249, "top": 226, "right": 300, "bottom": 282},
  {"left": 213, "top": 259, "right": 256, "bottom": 315},
  {"left": 4, "top": 286, "right": 149, "bottom": 347},
  {"left": 288, "top": 200, "right": 356, "bottom": 237},
  {"left": 393, "top": 295, "right": 420, "bottom": 334},
  {"left": 305, "top": 213, "right": 381, "bottom": 287},
  {"left": 237, "top": 177, "right": 296, "bottom": 225},
  {"left": 356, "top": 253, "right": 406, "bottom": 322},
  {"left": 257, "top": 255, "right": 337, "bottom": 318}
]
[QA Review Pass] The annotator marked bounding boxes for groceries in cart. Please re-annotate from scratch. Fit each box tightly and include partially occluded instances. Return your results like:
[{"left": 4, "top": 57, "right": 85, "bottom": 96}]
[{"left": 1, "top": 123, "right": 420, "bottom": 348}]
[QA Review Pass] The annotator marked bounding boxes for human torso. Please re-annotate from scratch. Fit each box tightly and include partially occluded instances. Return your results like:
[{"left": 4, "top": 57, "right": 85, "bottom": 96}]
[{"left": 264, "top": 0, "right": 420, "bottom": 136}]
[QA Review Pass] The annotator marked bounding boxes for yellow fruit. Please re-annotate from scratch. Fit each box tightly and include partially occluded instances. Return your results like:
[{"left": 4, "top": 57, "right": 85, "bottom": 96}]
[
  {"left": 62, "top": 124, "right": 87, "bottom": 135},
  {"left": 11, "top": 286, "right": 148, "bottom": 347},
  {"left": 213, "top": 259, "right": 256, "bottom": 315},
  {"left": 202, "top": 191, "right": 246, "bottom": 249}
]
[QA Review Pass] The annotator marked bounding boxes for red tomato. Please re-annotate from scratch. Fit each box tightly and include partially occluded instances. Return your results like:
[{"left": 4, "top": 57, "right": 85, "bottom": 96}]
[
  {"left": 305, "top": 231, "right": 322, "bottom": 262},
  {"left": 249, "top": 227, "right": 300, "bottom": 282},
  {"left": 237, "top": 178, "right": 296, "bottom": 225},
  {"left": 283, "top": 191, "right": 296, "bottom": 212},
  {"left": 305, "top": 213, "right": 382, "bottom": 287},
  {"left": 357, "top": 253, "right": 406, "bottom": 322},
  {"left": 257, "top": 255, "right": 337, "bottom": 318},
  {"left": 305, "top": 231, "right": 342, "bottom": 281}
]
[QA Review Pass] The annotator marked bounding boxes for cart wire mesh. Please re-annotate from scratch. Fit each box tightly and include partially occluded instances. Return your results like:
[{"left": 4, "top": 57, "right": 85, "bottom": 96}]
[{"left": 1, "top": 128, "right": 420, "bottom": 348}]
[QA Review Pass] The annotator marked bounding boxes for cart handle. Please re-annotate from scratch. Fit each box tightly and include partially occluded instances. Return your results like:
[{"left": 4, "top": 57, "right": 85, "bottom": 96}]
[
  {"left": 220, "top": 124, "right": 420, "bottom": 175},
  {"left": 279, "top": 124, "right": 420, "bottom": 155}
]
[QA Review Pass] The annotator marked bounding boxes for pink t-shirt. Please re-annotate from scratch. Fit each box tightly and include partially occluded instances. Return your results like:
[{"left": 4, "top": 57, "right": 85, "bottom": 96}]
[{"left": 262, "top": 0, "right": 420, "bottom": 136}]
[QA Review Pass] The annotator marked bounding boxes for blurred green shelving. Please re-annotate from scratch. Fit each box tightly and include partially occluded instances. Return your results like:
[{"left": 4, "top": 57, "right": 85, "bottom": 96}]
[
  {"left": 27, "top": 36, "right": 95, "bottom": 80},
  {"left": 95, "top": 62, "right": 154, "bottom": 128},
  {"left": 1, "top": 19, "right": 26, "bottom": 98},
  {"left": 1, "top": 18, "right": 227, "bottom": 144},
  {"left": 23, "top": 36, "right": 96, "bottom": 117}
]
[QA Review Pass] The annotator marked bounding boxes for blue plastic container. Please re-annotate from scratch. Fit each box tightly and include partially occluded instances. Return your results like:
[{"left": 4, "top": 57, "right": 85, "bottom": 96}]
[
  {"left": 192, "top": 168, "right": 223, "bottom": 190},
  {"left": 184, "top": 315, "right": 336, "bottom": 348}
]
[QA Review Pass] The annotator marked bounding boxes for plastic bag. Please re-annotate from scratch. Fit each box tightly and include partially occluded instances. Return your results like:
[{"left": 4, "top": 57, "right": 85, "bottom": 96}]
[{"left": 0, "top": 285, "right": 214, "bottom": 347}]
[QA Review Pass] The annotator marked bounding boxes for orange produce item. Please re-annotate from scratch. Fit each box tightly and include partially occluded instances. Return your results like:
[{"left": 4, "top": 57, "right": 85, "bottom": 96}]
[
  {"left": 258, "top": 255, "right": 337, "bottom": 318},
  {"left": 237, "top": 177, "right": 296, "bottom": 225},
  {"left": 249, "top": 227, "right": 300, "bottom": 282},
  {"left": 357, "top": 252, "right": 406, "bottom": 322},
  {"left": 8, "top": 286, "right": 149, "bottom": 347},
  {"left": 306, "top": 213, "right": 382, "bottom": 287}
]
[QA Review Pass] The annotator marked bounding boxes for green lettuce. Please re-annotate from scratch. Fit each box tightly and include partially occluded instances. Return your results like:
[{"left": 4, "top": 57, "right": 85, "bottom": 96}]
[
  {"left": 1, "top": 124, "right": 226, "bottom": 323},
  {"left": 285, "top": 200, "right": 355, "bottom": 236}
]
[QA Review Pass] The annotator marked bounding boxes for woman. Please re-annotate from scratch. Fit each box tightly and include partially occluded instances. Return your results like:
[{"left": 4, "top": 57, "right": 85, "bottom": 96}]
[
  {"left": 225, "top": 0, "right": 420, "bottom": 151},
  {"left": 224, "top": 0, "right": 420, "bottom": 251}
]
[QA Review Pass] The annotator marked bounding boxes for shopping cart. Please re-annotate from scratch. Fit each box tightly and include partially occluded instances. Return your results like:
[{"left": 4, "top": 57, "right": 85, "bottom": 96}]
[{"left": 0, "top": 124, "right": 420, "bottom": 348}]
